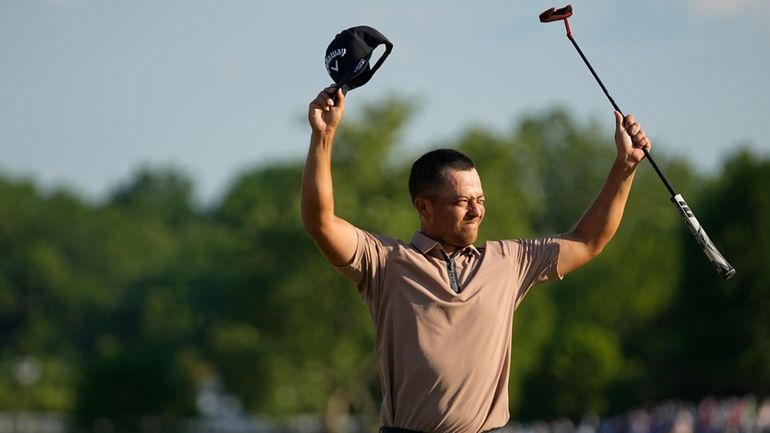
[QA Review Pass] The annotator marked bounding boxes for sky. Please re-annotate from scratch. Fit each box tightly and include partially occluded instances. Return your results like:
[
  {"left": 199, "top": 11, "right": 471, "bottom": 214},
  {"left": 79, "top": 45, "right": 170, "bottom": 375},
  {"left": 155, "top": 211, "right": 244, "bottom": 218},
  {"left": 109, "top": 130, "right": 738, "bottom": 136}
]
[{"left": 1, "top": 0, "right": 768, "bottom": 205}]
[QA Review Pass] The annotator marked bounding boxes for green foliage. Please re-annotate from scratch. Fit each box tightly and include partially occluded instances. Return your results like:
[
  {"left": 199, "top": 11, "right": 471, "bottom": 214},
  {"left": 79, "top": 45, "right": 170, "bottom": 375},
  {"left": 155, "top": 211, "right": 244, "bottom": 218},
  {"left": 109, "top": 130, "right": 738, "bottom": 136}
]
[
  {"left": 109, "top": 166, "right": 196, "bottom": 226},
  {"left": 524, "top": 322, "right": 623, "bottom": 419},
  {"left": 0, "top": 99, "right": 768, "bottom": 429},
  {"left": 650, "top": 149, "right": 770, "bottom": 400}
]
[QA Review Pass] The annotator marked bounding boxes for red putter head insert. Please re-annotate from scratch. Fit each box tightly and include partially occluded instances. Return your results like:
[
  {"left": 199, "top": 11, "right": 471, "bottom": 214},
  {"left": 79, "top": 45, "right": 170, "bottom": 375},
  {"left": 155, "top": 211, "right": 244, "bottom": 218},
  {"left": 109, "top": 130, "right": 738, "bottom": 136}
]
[
  {"left": 539, "top": 4, "right": 572, "bottom": 22},
  {"left": 539, "top": 4, "right": 574, "bottom": 37}
]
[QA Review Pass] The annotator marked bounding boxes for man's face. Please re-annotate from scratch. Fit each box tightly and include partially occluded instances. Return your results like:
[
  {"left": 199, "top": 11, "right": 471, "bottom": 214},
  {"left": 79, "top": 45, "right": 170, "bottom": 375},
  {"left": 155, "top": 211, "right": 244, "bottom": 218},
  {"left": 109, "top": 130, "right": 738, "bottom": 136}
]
[{"left": 417, "top": 168, "right": 486, "bottom": 249}]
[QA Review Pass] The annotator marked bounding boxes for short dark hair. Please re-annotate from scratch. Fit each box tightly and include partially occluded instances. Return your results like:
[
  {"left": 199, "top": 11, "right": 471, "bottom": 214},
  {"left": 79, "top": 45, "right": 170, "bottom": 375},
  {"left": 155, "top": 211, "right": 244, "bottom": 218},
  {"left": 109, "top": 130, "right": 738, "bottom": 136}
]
[{"left": 408, "top": 149, "right": 475, "bottom": 203}]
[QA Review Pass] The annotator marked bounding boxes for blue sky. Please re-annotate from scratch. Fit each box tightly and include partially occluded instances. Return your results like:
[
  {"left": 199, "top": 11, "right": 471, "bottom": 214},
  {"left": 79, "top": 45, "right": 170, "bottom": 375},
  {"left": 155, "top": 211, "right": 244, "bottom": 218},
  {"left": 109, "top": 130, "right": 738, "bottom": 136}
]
[{"left": 1, "top": 0, "right": 768, "bottom": 204}]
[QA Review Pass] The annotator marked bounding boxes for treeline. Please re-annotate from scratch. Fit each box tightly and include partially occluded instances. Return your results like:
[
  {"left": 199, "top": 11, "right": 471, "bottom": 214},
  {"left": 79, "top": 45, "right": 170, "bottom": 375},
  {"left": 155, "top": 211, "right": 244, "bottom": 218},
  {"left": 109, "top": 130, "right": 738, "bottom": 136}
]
[{"left": 0, "top": 99, "right": 768, "bottom": 432}]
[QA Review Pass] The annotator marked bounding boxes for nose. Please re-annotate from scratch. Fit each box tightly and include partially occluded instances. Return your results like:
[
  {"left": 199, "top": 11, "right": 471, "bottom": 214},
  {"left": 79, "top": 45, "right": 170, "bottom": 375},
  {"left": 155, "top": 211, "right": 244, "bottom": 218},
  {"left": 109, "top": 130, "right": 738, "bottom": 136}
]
[{"left": 467, "top": 199, "right": 482, "bottom": 218}]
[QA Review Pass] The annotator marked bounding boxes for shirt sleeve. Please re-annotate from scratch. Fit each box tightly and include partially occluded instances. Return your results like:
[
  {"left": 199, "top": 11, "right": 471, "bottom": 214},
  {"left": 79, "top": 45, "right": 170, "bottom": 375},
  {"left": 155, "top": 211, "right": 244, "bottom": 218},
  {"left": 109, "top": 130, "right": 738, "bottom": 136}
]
[
  {"left": 507, "top": 236, "right": 563, "bottom": 308},
  {"left": 333, "top": 227, "right": 386, "bottom": 305}
]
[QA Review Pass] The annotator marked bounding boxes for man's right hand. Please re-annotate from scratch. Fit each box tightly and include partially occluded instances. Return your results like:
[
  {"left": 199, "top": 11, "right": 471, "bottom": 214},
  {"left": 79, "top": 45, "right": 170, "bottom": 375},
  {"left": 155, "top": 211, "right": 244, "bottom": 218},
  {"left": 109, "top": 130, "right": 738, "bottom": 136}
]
[{"left": 308, "top": 85, "right": 345, "bottom": 135}]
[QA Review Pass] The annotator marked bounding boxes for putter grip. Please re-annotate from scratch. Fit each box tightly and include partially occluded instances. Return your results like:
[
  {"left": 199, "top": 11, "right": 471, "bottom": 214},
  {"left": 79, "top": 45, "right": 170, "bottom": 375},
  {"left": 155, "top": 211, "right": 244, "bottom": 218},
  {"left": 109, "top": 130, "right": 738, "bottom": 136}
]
[{"left": 671, "top": 194, "right": 735, "bottom": 280}]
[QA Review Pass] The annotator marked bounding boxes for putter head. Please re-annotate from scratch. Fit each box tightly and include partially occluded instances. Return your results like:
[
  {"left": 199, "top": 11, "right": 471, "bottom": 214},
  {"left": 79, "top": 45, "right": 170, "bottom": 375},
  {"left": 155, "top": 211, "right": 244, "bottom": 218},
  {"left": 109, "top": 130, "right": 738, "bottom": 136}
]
[{"left": 539, "top": 4, "right": 573, "bottom": 23}]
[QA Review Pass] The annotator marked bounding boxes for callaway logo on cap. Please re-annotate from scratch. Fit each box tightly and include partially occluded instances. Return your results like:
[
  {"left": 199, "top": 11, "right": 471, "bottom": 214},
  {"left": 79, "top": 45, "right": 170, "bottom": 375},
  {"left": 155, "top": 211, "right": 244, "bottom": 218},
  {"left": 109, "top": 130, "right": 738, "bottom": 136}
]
[{"left": 325, "top": 25, "right": 393, "bottom": 92}]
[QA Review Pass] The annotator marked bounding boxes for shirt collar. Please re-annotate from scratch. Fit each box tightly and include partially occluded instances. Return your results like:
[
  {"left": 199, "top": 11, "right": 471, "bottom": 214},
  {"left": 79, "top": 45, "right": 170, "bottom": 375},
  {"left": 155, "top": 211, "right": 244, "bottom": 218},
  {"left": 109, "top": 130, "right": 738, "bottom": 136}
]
[{"left": 410, "top": 231, "right": 480, "bottom": 258}]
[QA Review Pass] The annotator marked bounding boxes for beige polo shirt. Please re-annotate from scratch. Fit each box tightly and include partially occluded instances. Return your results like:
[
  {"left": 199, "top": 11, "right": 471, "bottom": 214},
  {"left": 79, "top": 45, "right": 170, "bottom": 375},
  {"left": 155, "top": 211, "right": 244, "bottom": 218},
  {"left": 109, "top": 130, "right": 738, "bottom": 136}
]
[{"left": 336, "top": 228, "right": 562, "bottom": 433}]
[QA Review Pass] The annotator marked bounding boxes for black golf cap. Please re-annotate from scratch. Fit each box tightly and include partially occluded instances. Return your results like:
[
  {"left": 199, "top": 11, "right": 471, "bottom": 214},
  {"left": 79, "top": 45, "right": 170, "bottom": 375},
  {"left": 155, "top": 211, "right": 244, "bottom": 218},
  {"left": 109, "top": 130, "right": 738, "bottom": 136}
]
[{"left": 325, "top": 25, "right": 393, "bottom": 92}]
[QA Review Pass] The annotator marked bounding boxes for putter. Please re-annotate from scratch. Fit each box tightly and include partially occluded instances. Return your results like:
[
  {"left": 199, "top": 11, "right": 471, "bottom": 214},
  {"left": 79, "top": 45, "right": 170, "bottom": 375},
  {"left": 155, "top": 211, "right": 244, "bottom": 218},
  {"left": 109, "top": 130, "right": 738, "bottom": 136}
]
[{"left": 539, "top": 4, "right": 735, "bottom": 280}]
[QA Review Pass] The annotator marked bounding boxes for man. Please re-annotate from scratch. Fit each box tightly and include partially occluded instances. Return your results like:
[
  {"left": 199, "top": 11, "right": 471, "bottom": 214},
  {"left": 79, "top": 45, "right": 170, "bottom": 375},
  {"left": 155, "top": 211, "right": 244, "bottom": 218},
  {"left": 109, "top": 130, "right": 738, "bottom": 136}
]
[{"left": 301, "top": 85, "right": 651, "bottom": 433}]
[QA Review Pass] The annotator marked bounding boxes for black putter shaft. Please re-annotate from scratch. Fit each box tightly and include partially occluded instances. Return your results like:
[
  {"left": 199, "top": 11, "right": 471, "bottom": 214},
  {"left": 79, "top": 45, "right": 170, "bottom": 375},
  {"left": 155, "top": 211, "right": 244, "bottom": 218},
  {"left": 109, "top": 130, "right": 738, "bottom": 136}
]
[
  {"left": 540, "top": 5, "right": 735, "bottom": 280},
  {"left": 565, "top": 33, "right": 676, "bottom": 196}
]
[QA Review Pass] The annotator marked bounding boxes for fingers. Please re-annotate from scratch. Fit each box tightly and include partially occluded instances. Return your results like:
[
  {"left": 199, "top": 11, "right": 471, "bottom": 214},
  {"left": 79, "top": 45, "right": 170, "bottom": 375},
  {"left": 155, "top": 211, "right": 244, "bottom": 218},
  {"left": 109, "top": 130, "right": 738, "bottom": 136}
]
[
  {"left": 311, "top": 85, "right": 344, "bottom": 112},
  {"left": 622, "top": 113, "right": 651, "bottom": 151},
  {"left": 308, "top": 85, "right": 346, "bottom": 133},
  {"left": 309, "top": 86, "right": 333, "bottom": 111},
  {"left": 614, "top": 111, "right": 624, "bottom": 131},
  {"left": 333, "top": 86, "right": 345, "bottom": 110}
]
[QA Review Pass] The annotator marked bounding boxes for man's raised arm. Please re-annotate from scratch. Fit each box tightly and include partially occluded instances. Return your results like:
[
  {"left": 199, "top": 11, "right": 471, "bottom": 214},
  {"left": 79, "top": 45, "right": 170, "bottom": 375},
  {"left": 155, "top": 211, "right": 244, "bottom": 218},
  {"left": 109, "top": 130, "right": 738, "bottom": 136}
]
[
  {"left": 301, "top": 86, "right": 359, "bottom": 266},
  {"left": 557, "top": 112, "right": 652, "bottom": 276}
]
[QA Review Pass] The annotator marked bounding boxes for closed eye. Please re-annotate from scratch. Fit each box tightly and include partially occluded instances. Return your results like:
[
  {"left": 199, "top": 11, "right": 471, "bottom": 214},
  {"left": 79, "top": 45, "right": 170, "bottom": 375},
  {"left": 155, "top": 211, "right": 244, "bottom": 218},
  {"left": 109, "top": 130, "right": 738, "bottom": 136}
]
[{"left": 455, "top": 197, "right": 485, "bottom": 207}]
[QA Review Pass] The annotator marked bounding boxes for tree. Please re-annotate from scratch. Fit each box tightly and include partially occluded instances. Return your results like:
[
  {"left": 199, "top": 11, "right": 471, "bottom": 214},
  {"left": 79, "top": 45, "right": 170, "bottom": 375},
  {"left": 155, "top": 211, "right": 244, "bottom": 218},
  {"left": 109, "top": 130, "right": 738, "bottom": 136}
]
[
  {"left": 656, "top": 149, "right": 770, "bottom": 400},
  {"left": 2, "top": 99, "right": 767, "bottom": 428}
]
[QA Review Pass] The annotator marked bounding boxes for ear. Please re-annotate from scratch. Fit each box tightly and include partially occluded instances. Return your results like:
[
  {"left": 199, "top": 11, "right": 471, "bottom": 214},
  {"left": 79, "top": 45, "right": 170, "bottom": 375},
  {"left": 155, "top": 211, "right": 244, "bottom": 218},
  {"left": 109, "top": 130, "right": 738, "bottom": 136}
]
[{"left": 414, "top": 197, "right": 432, "bottom": 222}]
